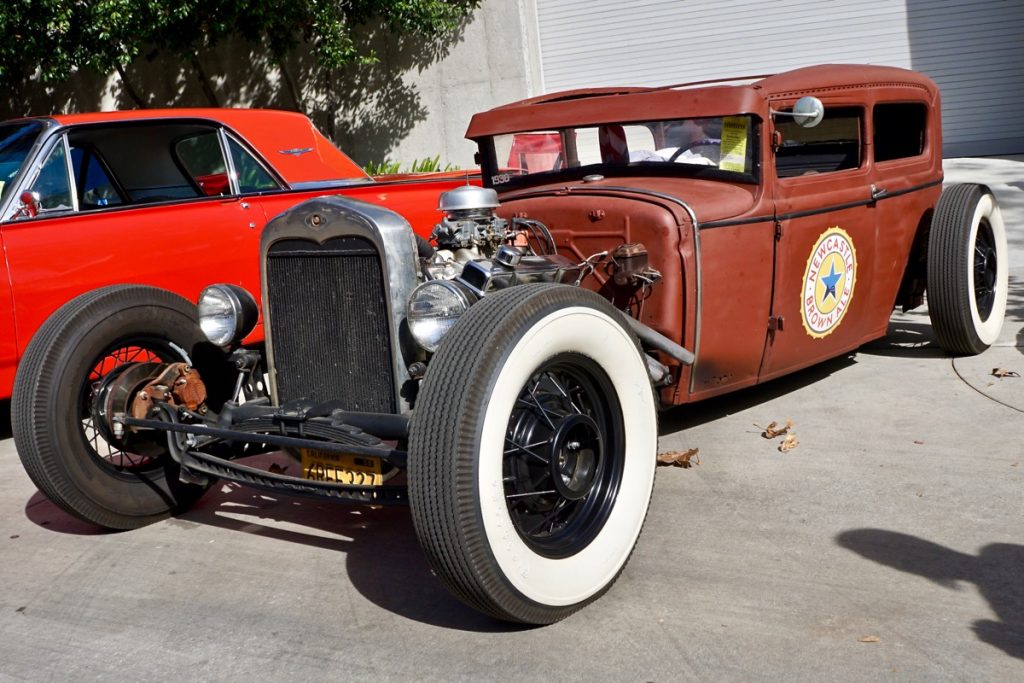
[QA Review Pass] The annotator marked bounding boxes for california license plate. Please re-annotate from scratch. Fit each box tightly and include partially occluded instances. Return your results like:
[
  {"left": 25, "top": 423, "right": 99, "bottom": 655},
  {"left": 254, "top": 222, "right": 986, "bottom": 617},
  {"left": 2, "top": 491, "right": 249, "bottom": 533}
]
[{"left": 300, "top": 449, "right": 383, "bottom": 486}]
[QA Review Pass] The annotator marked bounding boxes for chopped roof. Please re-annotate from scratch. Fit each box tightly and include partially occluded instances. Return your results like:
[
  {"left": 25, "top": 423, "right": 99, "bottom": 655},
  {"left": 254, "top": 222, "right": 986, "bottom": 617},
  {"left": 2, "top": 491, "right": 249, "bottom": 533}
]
[{"left": 466, "top": 64, "right": 937, "bottom": 139}]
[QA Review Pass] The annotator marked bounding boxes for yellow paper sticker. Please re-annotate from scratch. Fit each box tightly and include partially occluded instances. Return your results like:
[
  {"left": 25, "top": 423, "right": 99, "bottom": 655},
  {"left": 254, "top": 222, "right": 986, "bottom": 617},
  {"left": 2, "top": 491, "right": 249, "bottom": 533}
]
[{"left": 718, "top": 117, "right": 748, "bottom": 172}]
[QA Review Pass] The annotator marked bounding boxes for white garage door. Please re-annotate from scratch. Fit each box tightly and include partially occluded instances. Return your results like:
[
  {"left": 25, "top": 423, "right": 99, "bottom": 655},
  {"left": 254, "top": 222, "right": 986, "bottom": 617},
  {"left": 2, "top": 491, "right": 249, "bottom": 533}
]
[{"left": 536, "top": 0, "right": 1024, "bottom": 157}]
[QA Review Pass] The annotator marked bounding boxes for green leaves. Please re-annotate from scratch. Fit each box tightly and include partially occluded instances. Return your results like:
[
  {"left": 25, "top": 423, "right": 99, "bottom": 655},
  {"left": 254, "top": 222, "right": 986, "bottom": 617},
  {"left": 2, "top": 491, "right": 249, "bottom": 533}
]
[{"left": 0, "top": 0, "right": 481, "bottom": 96}]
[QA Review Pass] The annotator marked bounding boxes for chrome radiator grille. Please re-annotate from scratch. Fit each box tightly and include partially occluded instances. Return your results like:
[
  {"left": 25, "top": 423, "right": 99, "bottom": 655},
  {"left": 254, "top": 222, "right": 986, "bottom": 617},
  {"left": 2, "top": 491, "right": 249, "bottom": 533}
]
[{"left": 265, "top": 236, "right": 397, "bottom": 413}]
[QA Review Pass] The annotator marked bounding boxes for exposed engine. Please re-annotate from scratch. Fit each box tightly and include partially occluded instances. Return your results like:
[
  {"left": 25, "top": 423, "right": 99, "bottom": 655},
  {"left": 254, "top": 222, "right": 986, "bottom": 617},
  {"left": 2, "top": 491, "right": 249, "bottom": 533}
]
[{"left": 422, "top": 185, "right": 571, "bottom": 288}]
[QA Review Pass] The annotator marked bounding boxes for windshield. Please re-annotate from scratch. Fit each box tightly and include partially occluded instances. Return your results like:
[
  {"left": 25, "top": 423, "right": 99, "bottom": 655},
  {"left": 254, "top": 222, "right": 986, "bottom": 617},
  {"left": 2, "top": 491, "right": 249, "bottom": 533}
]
[
  {"left": 0, "top": 121, "right": 45, "bottom": 205},
  {"left": 484, "top": 115, "right": 759, "bottom": 189}
]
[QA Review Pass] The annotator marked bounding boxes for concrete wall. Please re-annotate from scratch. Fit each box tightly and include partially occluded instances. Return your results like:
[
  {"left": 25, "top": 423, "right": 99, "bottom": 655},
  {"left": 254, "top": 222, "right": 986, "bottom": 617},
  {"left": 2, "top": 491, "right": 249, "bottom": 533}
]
[{"left": 385, "top": 0, "right": 543, "bottom": 167}]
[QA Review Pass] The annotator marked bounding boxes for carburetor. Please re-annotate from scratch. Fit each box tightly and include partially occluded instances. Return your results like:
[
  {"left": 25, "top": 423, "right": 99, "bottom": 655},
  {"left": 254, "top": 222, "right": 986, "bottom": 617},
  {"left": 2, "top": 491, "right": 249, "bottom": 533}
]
[{"left": 429, "top": 184, "right": 507, "bottom": 260}]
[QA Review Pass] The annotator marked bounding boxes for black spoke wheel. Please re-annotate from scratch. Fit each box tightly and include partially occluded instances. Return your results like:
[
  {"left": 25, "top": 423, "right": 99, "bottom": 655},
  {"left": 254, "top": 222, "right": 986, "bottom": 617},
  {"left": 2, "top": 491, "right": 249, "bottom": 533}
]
[
  {"left": 972, "top": 219, "right": 997, "bottom": 321},
  {"left": 409, "top": 284, "right": 657, "bottom": 624},
  {"left": 13, "top": 285, "right": 212, "bottom": 530},
  {"left": 504, "top": 355, "right": 623, "bottom": 558},
  {"left": 927, "top": 184, "right": 1008, "bottom": 355}
]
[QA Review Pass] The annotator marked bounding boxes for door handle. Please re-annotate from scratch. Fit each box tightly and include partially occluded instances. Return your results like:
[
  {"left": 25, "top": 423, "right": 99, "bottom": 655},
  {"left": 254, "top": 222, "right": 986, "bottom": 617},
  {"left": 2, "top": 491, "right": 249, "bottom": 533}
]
[{"left": 870, "top": 184, "right": 888, "bottom": 201}]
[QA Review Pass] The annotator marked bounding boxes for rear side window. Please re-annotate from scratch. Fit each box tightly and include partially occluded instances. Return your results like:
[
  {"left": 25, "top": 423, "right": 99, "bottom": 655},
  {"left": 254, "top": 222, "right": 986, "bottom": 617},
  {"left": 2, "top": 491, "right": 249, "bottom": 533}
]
[
  {"left": 775, "top": 108, "right": 862, "bottom": 178},
  {"left": 176, "top": 132, "right": 230, "bottom": 196},
  {"left": 71, "top": 147, "right": 124, "bottom": 209},
  {"left": 874, "top": 103, "right": 927, "bottom": 162}
]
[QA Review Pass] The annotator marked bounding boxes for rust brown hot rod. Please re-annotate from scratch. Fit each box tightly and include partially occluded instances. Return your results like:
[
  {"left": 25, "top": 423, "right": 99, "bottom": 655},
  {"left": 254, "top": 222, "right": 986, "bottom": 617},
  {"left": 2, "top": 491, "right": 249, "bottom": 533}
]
[{"left": 13, "top": 65, "right": 1008, "bottom": 624}]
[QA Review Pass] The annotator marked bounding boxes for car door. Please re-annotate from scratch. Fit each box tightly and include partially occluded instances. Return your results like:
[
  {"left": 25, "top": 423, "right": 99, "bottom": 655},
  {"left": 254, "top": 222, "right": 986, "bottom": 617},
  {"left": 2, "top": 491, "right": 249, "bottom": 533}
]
[
  {"left": 759, "top": 104, "right": 879, "bottom": 381},
  {"left": 0, "top": 122, "right": 263, "bottom": 359}
]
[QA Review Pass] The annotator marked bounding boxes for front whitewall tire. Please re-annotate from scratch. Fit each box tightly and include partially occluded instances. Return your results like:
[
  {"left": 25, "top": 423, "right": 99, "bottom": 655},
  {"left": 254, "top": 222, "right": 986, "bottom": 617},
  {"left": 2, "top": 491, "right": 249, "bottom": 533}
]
[
  {"left": 477, "top": 306, "right": 657, "bottom": 607},
  {"left": 408, "top": 284, "right": 658, "bottom": 624}
]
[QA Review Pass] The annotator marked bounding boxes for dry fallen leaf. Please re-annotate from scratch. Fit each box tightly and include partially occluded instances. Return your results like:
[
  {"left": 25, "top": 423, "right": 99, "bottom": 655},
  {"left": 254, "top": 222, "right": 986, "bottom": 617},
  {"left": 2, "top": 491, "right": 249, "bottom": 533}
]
[
  {"left": 756, "top": 418, "right": 794, "bottom": 439},
  {"left": 657, "top": 448, "right": 701, "bottom": 468},
  {"left": 1012, "top": 462, "right": 1020, "bottom": 468},
  {"left": 992, "top": 368, "right": 1020, "bottom": 378},
  {"left": 913, "top": 440, "right": 924, "bottom": 445},
  {"left": 778, "top": 433, "right": 799, "bottom": 452},
  {"left": 858, "top": 635, "right": 881, "bottom": 643}
]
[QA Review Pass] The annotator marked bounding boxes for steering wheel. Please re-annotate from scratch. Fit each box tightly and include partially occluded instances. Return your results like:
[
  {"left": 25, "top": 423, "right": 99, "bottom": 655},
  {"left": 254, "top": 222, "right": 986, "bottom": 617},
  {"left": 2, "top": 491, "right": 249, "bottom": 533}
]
[{"left": 667, "top": 138, "right": 719, "bottom": 163}]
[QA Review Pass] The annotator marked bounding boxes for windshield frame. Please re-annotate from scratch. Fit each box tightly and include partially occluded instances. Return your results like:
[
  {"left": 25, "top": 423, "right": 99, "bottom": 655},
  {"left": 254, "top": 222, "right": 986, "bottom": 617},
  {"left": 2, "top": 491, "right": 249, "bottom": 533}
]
[{"left": 477, "top": 115, "right": 762, "bottom": 191}]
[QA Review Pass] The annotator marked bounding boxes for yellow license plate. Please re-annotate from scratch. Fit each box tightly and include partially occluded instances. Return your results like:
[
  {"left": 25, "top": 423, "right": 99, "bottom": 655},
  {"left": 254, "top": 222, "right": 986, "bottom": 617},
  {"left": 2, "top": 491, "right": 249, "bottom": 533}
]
[{"left": 300, "top": 449, "right": 383, "bottom": 486}]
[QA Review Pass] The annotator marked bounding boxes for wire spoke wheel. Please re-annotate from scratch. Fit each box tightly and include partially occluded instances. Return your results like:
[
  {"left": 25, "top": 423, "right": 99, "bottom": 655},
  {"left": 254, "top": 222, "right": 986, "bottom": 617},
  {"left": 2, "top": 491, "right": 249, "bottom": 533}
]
[
  {"left": 13, "top": 285, "right": 211, "bottom": 530},
  {"left": 504, "top": 355, "right": 623, "bottom": 558},
  {"left": 972, "top": 218, "right": 997, "bottom": 321},
  {"left": 79, "top": 338, "right": 185, "bottom": 473}
]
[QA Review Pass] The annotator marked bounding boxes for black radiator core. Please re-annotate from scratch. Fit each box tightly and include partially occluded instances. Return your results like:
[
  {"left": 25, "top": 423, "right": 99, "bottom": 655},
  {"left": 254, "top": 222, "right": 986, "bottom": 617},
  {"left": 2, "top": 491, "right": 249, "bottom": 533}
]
[{"left": 266, "top": 236, "right": 396, "bottom": 413}]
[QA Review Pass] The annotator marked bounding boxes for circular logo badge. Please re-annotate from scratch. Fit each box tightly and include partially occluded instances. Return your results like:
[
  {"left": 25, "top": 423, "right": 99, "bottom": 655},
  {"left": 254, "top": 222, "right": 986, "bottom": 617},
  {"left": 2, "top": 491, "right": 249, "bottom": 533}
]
[{"left": 801, "top": 226, "right": 857, "bottom": 339}]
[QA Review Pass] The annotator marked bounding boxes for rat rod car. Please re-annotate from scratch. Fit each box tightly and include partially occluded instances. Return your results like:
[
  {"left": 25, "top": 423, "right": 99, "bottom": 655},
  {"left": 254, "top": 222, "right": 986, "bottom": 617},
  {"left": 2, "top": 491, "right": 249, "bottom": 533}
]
[
  {"left": 0, "top": 108, "right": 473, "bottom": 399},
  {"left": 12, "top": 65, "right": 1008, "bottom": 624}
]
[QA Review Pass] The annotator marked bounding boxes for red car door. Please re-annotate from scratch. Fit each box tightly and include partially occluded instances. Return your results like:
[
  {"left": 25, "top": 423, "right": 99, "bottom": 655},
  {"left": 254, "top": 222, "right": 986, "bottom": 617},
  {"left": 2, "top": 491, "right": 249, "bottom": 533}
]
[
  {"left": 1, "top": 124, "right": 263, "bottom": 364},
  {"left": 759, "top": 104, "right": 879, "bottom": 381}
]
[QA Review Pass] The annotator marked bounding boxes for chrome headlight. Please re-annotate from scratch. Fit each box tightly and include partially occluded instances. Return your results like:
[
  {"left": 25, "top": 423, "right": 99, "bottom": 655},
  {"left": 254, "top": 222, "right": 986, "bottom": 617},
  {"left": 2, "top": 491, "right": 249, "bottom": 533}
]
[
  {"left": 407, "top": 280, "right": 475, "bottom": 352},
  {"left": 197, "top": 284, "right": 258, "bottom": 346}
]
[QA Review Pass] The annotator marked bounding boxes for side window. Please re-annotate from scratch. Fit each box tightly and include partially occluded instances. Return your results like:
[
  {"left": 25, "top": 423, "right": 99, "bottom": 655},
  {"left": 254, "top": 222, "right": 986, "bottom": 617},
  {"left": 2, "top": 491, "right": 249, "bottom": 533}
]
[
  {"left": 176, "top": 132, "right": 230, "bottom": 196},
  {"left": 228, "top": 137, "right": 280, "bottom": 193},
  {"left": 29, "top": 141, "right": 73, "bottom": 212},
  {"left": 874, "top": 103, "right": 926, "bottom": 162},
  {"left": 775, "top": 107, "right": 863, "bottom": 178},
  {"left": 71, "top": 147, "right": 123, "bottom": 209}
]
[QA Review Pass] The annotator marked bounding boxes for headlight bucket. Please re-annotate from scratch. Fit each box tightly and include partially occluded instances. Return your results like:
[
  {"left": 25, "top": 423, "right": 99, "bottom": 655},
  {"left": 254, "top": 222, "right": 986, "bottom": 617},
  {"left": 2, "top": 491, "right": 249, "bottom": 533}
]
[
  {"left": 197, "top": 284, "right": 258, "bottom": 347},
  {"left": 407, "top": 280, "right": 476, "bottom": 352}
]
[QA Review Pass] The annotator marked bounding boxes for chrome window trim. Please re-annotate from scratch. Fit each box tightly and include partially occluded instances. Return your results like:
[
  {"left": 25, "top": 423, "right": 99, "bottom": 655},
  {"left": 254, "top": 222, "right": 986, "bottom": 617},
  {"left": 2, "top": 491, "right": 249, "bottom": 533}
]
[
  {"left": 61, "top": 133, "right": 80, "bottom": 213},
  {"left": 217, "top": 128, "right": 240, "bottom": 195},
  {"left": 0, "top": 119, "right": 60, "bottom": 222}
]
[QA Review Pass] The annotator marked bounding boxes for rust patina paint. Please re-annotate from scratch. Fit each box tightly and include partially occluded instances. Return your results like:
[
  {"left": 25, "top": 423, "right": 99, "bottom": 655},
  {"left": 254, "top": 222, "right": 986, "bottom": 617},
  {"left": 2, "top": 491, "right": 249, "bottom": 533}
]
[{"left": 468, "top": 64, "right": 943, "bottom": 405}]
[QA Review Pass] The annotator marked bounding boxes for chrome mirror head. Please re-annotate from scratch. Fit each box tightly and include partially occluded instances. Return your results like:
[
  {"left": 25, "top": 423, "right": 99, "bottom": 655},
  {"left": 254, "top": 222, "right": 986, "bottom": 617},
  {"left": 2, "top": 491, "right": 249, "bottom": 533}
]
[{"left": 792, "top": 96, "right": 825, "bottom": 128}]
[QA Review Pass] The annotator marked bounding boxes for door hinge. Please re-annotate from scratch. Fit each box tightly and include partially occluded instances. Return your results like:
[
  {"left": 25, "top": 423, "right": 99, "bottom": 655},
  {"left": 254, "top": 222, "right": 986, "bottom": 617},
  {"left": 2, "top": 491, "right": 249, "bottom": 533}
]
[
  {"left": 768, "top": 315, "right": 784, "bottom": 332},
  {"left": 774, "top": 219, "right": 783, "bottom": 240}
]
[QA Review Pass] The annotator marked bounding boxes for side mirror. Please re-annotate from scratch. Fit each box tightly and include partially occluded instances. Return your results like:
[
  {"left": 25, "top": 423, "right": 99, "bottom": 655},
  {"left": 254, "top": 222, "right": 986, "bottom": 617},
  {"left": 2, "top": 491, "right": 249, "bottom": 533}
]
[
  {"left": 771, "top": 96, "right": 825, "bottom": 128},
  {"left": 14, "top": 190, "right": 41, "bottom": 219}
]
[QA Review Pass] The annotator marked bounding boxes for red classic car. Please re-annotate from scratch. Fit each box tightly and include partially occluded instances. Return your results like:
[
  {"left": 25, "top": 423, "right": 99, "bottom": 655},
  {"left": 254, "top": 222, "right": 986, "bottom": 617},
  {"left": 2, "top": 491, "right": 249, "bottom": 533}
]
[
  {"left": 0, "top": 108, "right": 472, "bottom": 398},
  {"left": 12, "top": 65, "right": 1009, "bottom": 625}
]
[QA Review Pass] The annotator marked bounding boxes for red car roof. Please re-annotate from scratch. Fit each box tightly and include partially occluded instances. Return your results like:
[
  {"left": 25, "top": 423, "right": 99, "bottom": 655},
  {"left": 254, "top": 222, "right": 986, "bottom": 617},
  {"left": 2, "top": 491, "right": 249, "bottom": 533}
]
[{"left": 34, "top": 108, "right": 367, "bottom": 185}]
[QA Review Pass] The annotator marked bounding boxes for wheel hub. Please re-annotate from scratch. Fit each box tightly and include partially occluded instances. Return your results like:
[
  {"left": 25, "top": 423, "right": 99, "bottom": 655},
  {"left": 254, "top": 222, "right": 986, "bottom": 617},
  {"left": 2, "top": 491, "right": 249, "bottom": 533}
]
[{"left": 550, "top": 415, "right": 602, "bottom": 501}]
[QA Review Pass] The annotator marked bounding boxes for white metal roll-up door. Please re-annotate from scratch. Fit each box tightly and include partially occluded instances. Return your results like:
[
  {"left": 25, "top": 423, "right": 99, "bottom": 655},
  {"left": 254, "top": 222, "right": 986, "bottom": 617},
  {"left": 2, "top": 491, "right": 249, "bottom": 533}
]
[{"left": 535, "top": 0, "right": 1024, "bottom": 156}]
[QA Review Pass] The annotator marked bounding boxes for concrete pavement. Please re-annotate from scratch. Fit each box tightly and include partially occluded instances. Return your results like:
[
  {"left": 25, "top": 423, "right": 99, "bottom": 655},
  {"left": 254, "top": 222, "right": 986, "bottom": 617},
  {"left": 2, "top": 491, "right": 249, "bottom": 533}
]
[{"left": 0, "top": 158, "right": 1021, "bottom": 681}]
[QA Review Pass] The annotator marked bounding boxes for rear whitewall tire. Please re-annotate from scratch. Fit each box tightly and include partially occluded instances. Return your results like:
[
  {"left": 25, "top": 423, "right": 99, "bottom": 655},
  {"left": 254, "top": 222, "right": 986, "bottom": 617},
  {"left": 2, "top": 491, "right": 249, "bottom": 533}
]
[{"left": 928, "top": 184, "right": 1009, "bottom": 354}]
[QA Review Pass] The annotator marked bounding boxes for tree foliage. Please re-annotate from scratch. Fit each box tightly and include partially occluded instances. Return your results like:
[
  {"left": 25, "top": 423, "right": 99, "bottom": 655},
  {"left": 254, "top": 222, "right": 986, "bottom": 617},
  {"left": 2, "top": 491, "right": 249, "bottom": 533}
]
[{"left": 0, "top": 0, "right": 481, "bottom": 103}]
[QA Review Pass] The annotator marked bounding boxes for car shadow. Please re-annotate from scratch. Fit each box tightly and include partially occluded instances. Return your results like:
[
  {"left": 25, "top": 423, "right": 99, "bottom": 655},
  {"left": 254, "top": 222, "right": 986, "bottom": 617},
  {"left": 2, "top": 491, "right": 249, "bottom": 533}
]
[
  {"left": 0, "top": 400, "right": 11, "bottom": 440},
  {"left": 181, "top": 461, "right": 528, "bottom": 633},
  {"left": 856, "top": 314, "right": 951, "bottom": 359},
  {"left": 659, "top": 354, "right": 857, "bottom": 434},
  {"left": 836, "top": 528, "right": 1024, "bottom": 659},
  {"left": 21, "top": 452, "right": 526, "bottom": 632}
]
